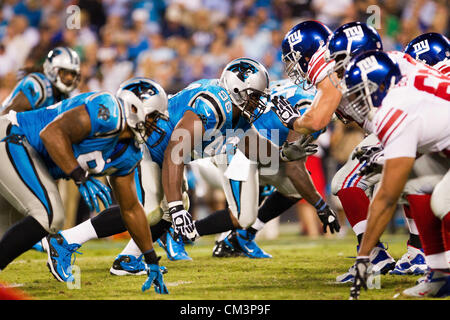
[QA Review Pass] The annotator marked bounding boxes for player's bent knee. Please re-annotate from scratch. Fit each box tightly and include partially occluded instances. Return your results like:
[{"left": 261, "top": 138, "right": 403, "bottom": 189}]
[{"left": 430, "top": 186, "right": 450, "bottom": 220}]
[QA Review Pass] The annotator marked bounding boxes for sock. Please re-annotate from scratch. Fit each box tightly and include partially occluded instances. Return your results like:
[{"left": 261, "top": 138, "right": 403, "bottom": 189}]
[
  {"left": 0, "top": 216, "right": 48, "bottom": 270},
  {"left": 257, "top": 191, "right": 298, "bottom": 223},
  {"left": 246, "top": 226, "right": 258, "bottom": 235},
  {"left": 249, "top": 218, "right": 266, "bottom": 232},
  {"left": 337, "top": 187, "right": 369, "bottom": 236},
  {"left": 91, "top": 205, "right": 127, "bottom": 238},
  {"left": 61, "top": 219, "right": 98, "bottom": 245},
  {"left": 441, "top": 213, "right": 450, "bottom": 253},
  {"left": 195, "top": 209, "right": 234, "bottom": 236},
  {"left": 119, "top": 239, "right": 142, "bottom": 258},
  {"left": 402, "top": 204, "right": 422, "bottom": 249},
  {"left": 407, "top": 195, "right": 445, "bottom": 259},
  {"left": 149, "top": 219, "right": 172, "bottom": 241}
]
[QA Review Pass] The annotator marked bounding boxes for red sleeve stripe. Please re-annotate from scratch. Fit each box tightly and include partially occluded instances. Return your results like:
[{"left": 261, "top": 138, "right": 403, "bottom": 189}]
[
  {"left": 382, "top": 113, "right": 407, "bottom": 144},
  {"left": 377, "top": 109, "right": 405, "bottom": 144},
  {"left": 376, "top": 107, "right": 394, "bottom": 132},
  {"left": 438, "top": 65, "right": 450, "bottom": 77},
  {"left": 311, "top": 60, "right": 331, "bottom": 84},
  {"left": 307, "top": 50, "right": 326, "bottom": 82}
]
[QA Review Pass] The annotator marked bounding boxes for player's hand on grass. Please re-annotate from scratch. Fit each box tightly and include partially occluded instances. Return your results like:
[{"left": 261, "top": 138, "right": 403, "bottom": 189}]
[
  {"left": 349, "top": 257, "right": 370, "bottom": 300},
  {"left": 142, "top": 264, "right": 169, "bottom": 294},
  {"left": 280, "top": 135, "right": 318, "bottom": 162}
]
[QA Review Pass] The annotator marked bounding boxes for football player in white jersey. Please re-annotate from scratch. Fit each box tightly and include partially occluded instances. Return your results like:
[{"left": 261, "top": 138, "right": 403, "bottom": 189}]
[
  {"left": 343, "top": 51, "right": 450, "bottom": 299},
  {"left": 273, "top": 21, "right": 400, "bottom": 280}
]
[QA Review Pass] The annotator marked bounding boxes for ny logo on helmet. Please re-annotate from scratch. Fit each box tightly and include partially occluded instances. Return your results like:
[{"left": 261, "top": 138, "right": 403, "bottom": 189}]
[
  {"left": 287, "top": 30, "right": 303, "bottom": 46},
  {"left": 356, "top": 56, "right": 380, "bottom": 74},
  {"left": 343, "top": 26, "right": 364, "bottom": 40},
  {"left": 412, "top": 40, "right": 430, "bottom": 56}
]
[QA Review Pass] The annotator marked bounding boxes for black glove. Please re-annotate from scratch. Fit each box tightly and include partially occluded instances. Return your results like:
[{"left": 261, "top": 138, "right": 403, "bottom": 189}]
[
  {"left": 271, "top": 95, "right": 301, "bottom": 130},
  {"left": 349, "top": 257, "right": 370, "bottom": 300},
  {"left": 314, "top": 199, "right": 340, "bottom": 234},
  {"left": 280, "top": 135, "right": 318, "bottom": 162},
  {"left": 351, "top": 145, "right": 384, "bottom": 177}
]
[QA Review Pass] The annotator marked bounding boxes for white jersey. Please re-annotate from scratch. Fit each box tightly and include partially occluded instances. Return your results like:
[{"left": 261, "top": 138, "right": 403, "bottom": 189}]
[
  {"left": 434, "top": 59, "right": 450, "bottom": 77},
  {"left": 388, "top": 50, "right": 443, "bottom": 77},
  {"left": 364, "top": 67, "right": 450, "bottom": 160},
  {"left": 307, "top": 45, "right": 335, "bottom": 86}
]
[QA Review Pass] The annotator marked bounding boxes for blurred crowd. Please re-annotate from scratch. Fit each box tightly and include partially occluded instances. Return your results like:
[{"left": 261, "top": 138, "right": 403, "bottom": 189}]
[{"left": 0, "top": 0, "right": 448, "bottom": 236}]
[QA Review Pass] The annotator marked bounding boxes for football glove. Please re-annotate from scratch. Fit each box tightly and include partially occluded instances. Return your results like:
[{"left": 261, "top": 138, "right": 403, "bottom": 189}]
[
  {"left": 169, "top": 204, "right": 198, "bottom": 242},
  {"left": 142, "top": 264, "right": 169, "bottom": 294},
  {"left": 314, "top": 199, "right": 340, "bottom": 234},
  {"left": 271, "top": 95, "right": 301, "bottom": 130},
  {"left": 280, "top": 135, "right": 318, "bottom": 162},
  {"left": 70, "top": 166, "right": 112, "bottom": 213},
  {"left": 352, "top": 145, "right": 385, "bottom": 177},
  {"left": 349, "top": 256, "right": 370, "bottom": 300}
]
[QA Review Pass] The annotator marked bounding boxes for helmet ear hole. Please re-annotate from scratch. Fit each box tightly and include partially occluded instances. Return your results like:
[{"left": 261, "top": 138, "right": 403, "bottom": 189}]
[{"left": 131, "top": 105, "right": 138, "bottom": 113}]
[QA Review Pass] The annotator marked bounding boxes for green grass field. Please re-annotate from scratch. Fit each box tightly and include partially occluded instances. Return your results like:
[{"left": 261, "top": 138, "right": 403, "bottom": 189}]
[{"left": 0, "top": 226, "right": 446, "bottom": 301}]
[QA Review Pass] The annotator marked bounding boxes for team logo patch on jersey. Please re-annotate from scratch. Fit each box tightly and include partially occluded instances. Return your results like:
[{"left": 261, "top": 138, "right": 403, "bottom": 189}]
[
  {"left": 356, "top": 56, "right": 380, "bottom": 74},
  {"left": 97, "top": 104, "right": 110, "bottom": 121}
]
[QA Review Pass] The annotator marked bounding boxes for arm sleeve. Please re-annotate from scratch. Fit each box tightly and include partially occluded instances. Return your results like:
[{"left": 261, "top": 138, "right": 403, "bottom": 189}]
[
  {"left": 85, "top": 92, "right": 123, "bottom": 137},
  {"left": 18, "top": 75, "right": 46, "bottom": 109}
]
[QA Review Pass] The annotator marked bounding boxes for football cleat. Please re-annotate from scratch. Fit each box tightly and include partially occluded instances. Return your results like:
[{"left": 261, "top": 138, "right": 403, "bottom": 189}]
[
  {"left": 31, "top": 239, "right": 46, "bottom": 252},
  {"left": 157, "top": 227, "right": 192, "bottom": 261},
  {"left": 402, "top": 270, "right": 450, "bottom": 298},
  {"left": 41, "top": 232, "right": 82, "bottom": 282},
  {"left": 212, "top": 232, "right": 244, "bottom": 258},
  {"left": 368, "top": 242, "right": 396, "bottom": 274},
  {"left": 335, "top": 264, "right": 356, "bottom": 284},
  {"left": 336, "top": 242, "right": 395, "bottom": 283},
  {"left": 389, "top": 245, "right": 428, "bottom": 275},
  {"left": 110, "top": 254, "right": 147, "bottom": 276},
  {"left": 234, "top": 229, "right": 272, "bottom": 259}
]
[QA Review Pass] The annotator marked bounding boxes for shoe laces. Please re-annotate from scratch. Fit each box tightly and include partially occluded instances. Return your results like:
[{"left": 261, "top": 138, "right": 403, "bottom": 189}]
[{"left": 64, "top": 244, "right": 82, "bottom": 267}]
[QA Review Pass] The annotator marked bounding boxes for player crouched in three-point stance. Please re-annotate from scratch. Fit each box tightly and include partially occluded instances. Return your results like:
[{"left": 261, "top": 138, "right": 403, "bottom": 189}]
[
  {"left": 344, "top": 51, "right": 450, "bottom": 299},
  {"left": 0, "top": 78, "right": 170, "bottom": 294}
]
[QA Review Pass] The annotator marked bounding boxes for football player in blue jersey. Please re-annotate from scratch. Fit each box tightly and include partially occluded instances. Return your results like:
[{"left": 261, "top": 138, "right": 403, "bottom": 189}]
[
  {"left": 1, "top": 47, "right": 81, "bottom": 115},
  {"left": 0, "top": 78, "right": 170, "bottom": 294}
]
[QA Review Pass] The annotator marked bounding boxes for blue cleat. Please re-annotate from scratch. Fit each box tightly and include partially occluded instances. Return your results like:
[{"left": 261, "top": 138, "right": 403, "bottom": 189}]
[
  {"left": 41, "top": 232, "right": 82, "bottom": 282},
  {"left": 234, "top": 229, "right": 272, "bottom": 259},
  {"left": 212, "top": 231, "right": 245, "bottom": 257},
  {"left": 110, "top": 254, "right": 147, "bottom": 276},
  {"left": 389, "top": 245, "right": 428, "bottom": 275},
  {"left": 31, "top": 239, "right": 45, "bottom": 252},
  {"left": 157, "top": 228, "right": 192, "bottom": 261}
]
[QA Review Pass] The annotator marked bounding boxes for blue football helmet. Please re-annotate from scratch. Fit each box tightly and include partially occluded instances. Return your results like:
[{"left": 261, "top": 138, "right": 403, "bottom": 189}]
[
  {"left": 404, "top": 32, "right": 450, "bottom": 66},
  {"left": 116, "top": 77, "right": 169, "bottom": 146},
  {"left": 281, "top": 20, "right": 332, "bottom": 89},
  {"left": 325, "top": 21, "right": 383, "bottom": 88},
  {"left": 340, "top": 51, "right": 402, "bottom": 124}
]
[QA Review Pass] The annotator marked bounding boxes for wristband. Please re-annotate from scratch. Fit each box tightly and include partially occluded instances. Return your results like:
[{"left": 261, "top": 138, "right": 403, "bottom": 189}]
[
  {"left": 70, "top": 166, "right": 88, "bottom": 185},
  {"left": 143, "top": 248, "right": 159, "bottom": 265},
  {"left": 314, "top": 198, "right": 327, "bottom": 211},
  {"left": 168, "top": 201, "right": 184, "bottom": 215}
]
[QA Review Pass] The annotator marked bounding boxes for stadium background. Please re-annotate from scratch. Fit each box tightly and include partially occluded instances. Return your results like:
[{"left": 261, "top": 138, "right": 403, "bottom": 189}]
[{"left": 0, "top": 0, "right": 448, "bottom": 238}]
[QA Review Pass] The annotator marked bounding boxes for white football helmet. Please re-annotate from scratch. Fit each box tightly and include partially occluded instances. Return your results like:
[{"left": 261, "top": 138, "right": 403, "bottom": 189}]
[
  {"left": 219, "top": 58, "right": 270, "bottom": 123},
  {"left": 43, "top": 47, "right": 81, "bottom": 94},
  {"left": 116, "top": 77, "right": 169, "bottom": 145}
]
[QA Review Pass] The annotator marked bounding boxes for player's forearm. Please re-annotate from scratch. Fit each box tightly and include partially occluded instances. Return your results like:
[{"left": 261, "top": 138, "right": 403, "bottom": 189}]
[
  {"left": 40, "top": 126, "right": 80, "bottom": 175},
  {"left": 292, "top": 107, "right": 333, "bottom": 134},
  {"left": 162, "top": 144, "right": 185, "bottom": 202},
  {"left": 2, "top": 92, "right": 33, "bottom": 115},
  {"left": 358, "top": 193, "right": 398, "bottom": 257},
  {"left": 286, "top": 161, "right": 322, "bottom": 205}
]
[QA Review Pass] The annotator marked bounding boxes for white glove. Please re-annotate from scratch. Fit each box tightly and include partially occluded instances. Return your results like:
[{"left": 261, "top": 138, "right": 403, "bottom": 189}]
[{"left": 169, "top": 202, "right": 198, "bottom": 241}]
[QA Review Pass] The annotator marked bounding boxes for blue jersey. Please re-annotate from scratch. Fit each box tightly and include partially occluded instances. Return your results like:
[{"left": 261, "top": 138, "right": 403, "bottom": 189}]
[
  {"left": 1, "top": 73, "right": 66, "bottom": 111},
  {"left": 14, "top": 91, "right": 141, "bottom": 179},
  {"left": 168, "top": 79, "right": 250, "bottom": 157},
  {"left": 253, "top": 79, "right": 317, "bottom": 146},
  {"left": 144, "top": 117, "right": 174, "bottom": 168}
]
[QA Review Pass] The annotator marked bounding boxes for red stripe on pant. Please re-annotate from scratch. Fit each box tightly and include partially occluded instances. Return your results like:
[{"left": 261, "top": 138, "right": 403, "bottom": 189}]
[
  {"left": 406, "top": 194, "right": 445, "bottom": 256},
  {"left": 336, "top": 187, "right": 369, "bottom": 228}
]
